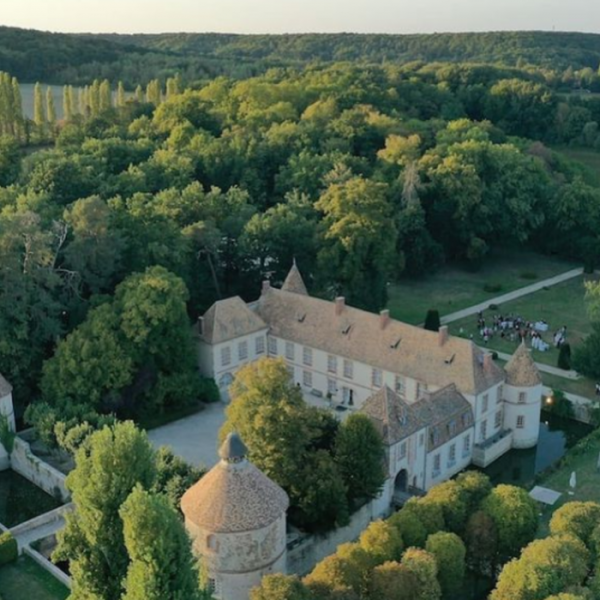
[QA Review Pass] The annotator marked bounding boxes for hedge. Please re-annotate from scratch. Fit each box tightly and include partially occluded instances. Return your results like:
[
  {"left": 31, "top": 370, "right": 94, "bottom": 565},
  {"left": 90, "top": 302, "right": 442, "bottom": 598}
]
[{"left": 0, "top": 531, "right": 18, "bottom": 565}]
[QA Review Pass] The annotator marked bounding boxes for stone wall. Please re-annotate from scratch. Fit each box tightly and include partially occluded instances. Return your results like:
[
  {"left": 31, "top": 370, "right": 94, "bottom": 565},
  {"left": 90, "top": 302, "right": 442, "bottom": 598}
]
[
  {"left": 10, "top": 437, "right": 70, "bottom": 502},
  {"left": 287, "top": 497, "right": 389, "bottom": 577}
]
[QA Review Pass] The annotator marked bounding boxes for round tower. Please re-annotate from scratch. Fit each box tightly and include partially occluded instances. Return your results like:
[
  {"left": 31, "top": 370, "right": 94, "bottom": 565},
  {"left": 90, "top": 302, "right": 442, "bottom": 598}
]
[
  {"left": 181, "top": 433, "right": 289, "bottom": 600},
  {"left": 503, "top": 342, "right": 543, "bottom": 449}
]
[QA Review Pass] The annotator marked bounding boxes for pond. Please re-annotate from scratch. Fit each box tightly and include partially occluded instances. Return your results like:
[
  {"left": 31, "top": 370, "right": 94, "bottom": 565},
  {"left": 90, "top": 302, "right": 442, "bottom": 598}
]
[
  {"left": 482, "top": 412, "right": 592, "bottom": 487},
  {"left": 0, "top": 470, "right": 62, "bottom": 528}
]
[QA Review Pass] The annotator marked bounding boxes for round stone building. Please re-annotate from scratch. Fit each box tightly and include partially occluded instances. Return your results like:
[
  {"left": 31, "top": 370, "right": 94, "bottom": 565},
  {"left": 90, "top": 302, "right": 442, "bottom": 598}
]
[{"left": 181, "top": 433, "right": 289, "bottom": 600}]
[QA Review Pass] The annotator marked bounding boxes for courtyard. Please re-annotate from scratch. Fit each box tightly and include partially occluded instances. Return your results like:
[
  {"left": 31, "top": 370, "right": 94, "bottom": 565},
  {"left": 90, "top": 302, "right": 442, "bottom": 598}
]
[{"left": 0, "top": 556, "right": 68, "bottom": 600}]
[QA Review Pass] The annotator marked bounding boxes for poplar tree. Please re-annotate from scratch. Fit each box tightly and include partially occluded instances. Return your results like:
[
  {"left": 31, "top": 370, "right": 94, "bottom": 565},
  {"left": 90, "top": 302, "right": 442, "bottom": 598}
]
[
  {"left": 12, "top": 76, "right": 22, "bottom": 137},
  {"left": 78, "top": 86, "right": 87, "bottom": 117},
  {"left": 33, "top": 82, "right": 45, "bottom": 127},
  {"left": 146, "top": 79, "right": 161, "bottom": 106},
  {"left": 46, "top": 87, "right": 56, "bottom": 126},
  {"left": 134, "top": 84, "right": 144, "bottom": 103},
  {"left": 117, "top": 81, "right": 126, "bottom": 107},
  {"left": 62, "top": 85, "right": 71, "bottom": 121},
  {"left": 99, "top": 79, "right": 112, "bottom": 112},
  {"left": 89, "top": 79, "right": 100, "bottom": 116},
  {"left": 166, "top": 75, "right": 180, "bottom": 99}
]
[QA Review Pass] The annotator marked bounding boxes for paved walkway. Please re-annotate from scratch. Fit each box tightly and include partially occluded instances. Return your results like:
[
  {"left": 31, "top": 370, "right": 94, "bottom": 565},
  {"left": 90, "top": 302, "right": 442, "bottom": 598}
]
[
  {"left": 495, "top": 350, "right": 580, "bottom": 380},
  {"left": 148, "top": 401, "right": 226, "bottom": 469},
  {"left": 440, "top": 267, "right": 584, "bottom": 325},
  {"left": 13, "top": 516, "right": 65, "bottom": 550}
]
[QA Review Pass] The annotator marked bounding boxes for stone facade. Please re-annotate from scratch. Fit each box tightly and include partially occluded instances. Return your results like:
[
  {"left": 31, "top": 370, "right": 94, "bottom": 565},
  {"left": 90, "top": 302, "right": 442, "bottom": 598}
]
[{"left": 0, "top": 373, "right": 15, "bottom": 471}]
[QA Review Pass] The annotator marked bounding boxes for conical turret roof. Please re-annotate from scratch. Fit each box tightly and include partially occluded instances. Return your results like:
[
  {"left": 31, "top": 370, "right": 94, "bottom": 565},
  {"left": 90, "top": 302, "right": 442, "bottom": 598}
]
[
  {"left": 281, "top": 260, "right": 308, "bottom": 296},
  {"left": 504, "top": 342, "right": 542, "bottom": 387}
]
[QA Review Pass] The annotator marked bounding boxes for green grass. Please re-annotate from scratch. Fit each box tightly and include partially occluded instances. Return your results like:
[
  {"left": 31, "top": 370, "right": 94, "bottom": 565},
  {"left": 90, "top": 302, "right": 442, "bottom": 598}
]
[
  {"left": 448, "top": 275, "right": 593, "bottom": 369},
  {"left": 387, "top": 249, "right": 577, "bottom": 325},
  {"left": 138, "top": 401, "right": 205, "bottom": 431},
  {"left": 0, "top": 556, "right": 69, "bottom": 600},
  {"left": 535, "top": 434, "right": 600, "bottom": 538},
  {"left": 551, "top": 145, "right": 600, "bottom": 187}
]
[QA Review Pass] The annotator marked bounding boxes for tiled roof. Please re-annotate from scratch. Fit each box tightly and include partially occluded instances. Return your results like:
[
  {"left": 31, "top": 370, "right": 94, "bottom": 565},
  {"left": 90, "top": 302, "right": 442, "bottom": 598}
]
[
  {"left": 181, "top": 447, "right": 289, "bottom": 533},
  {"left": 361, "top": 386, "right": 425, "bottom": 446},
  {"left": 281, "top": 261, "right": 308, "bottom": 296},
  {"left": 257, "top": 288, "right": 504, "bottom": 395},
  {"left": 412, "top": 384, "right": 474, "bottom": 451},
  {"left": 504, "top": 342, "right": 542, "bottom": 387},
  {"left": 200, "top": 296, "right": 267, "bottom": 344},
  {"left": 0, "top": 373, "right": 12, "bottom": 398}
]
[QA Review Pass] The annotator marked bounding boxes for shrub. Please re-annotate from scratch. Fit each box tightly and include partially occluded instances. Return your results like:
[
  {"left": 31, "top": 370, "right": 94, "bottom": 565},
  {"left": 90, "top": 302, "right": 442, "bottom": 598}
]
[
  {"left": 483, "top": 283, "right": 503, "bottom": 293},
  {"left": 557, "top": 343, "right": 572, "bottom": 370},
  {"left": 489, "top": 303, "right": 500, "bottom": 310},
  {"left": 0, "top": 532, "right": 18, "bottom": 565},
  {"left": 491, "top": 351, "right": 499, "bottom": 360},
  {"left": 424, "top": 309, "right": 441, "bottom": 332},
  {"left": 544, "top": 389, "right": 574, "bottom": 419}
]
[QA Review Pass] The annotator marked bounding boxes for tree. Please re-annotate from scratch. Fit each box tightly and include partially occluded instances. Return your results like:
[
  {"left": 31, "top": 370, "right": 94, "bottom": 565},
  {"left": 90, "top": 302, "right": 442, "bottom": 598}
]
[
  {"left": 423, "top": 480, "right": 468, "bottom": 534},
  {"left": 401, "top": 548, "right": 442, "bottom": 600},
  {"left": 33, "top": 82, "right": 44, "bottom": 127},
  {"left": 120, "top": 486, "right": 202, "bottom": 600},
  {"left": 425, "top": 532, "right": 466, "bottom": 598},
  {"left": 0, "top": 135, "right": 20, "bottom": 186},
  {"left": 251, "top": 574, "right": 312, "bottom": 600},
  {"left": 464, "top": 511, "right": 498, "bottom": 575},
  {"left": 334, "top": 413, "right": 385, "bottom": 502},
  {"left": 315, "top": 176, "right": 397, "bottom": 311},
  {"left": 490, "top": 535, "right": 589, "bottom": 600},
  {"left": 359, "top": 519, "right": 404, "bottom": 564},
  {"left": 481, "top": 484, "right": 538, "bottom": 561},
  {"left": 99, "top": 79, "right": 112, "bottom": 112},
  {"left": 117, "top": 81, "right": 126, "bottom": 107},
  {"left": 572, "top": 324, "right": 600, "bottom": 379},
  {"left": 370, "top": 561, "right": 420, "bottom": 600},
  {"left": 53, "top": 422, "right": 157, "bottom": 600},
  {"left": 549, "top": 501, "right": 600, "bottom": 548},
  {"left": 388, "top": 507, "right": 429, "bottom": 549},
  {"left": 46, "top": 87, "right": 56, "bottom": 127},
  {"left": 455, "top": 471, "right": 492, "bottom": 513},
  {"left": 558, "top": 343, "right": 572, "bottom": 370},
  {"left": 424, "top": 309, "right": 441, "bottom": 332}
]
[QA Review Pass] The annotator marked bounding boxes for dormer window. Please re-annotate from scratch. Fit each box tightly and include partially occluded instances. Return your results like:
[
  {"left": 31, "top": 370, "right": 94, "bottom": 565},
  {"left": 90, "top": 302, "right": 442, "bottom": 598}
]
[
  {"left": 297, "top": 312, "right": 306, "bottom": 323},
  {"left": 341, "top": 324, "right": 352, "bottom": 335},
  {"left": 390, "top": 337, "right": 401, "bottom": 349}
]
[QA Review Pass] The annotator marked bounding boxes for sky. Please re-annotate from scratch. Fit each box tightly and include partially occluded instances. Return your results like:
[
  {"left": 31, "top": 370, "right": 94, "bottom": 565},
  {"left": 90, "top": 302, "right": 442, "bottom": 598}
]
[{"left": 1, "top": 0, "right": 599, "bottom": 35}]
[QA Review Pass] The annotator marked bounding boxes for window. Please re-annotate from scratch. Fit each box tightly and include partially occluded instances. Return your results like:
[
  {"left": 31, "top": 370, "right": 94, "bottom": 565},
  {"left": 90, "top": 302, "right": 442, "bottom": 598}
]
[
  {"left": 327, "top": 378, "right": 337, "bottom": 395},
  {"left": 494, "top": 410, "right": 503, "bottom": 429},
  {"left": 238, "top": 341, "right": 248, "bottom": 361},
  {"left": 399, "top": 441, "right": 407, "bottom": 459},
  {"left": 448, "top": 444, "right": 456, "bottom": 467},
  {"left": 268, "top": 337, "right": 277, "bottom": 355},
  {"left": 517, "top": 415, "right": 525, "bottom": 429},
  {"left": 419, "top": 433, "right": 425, "bottom": 447},
  {"left": 518, "top": 392, "right": 526, "bottom": 404},
  {"left": 207, "top": 579, "right": 216, "bottom": 594},
  {"left": 482, "top": 394, "right": 489, "bottom": 413},
  {"left": 327, "top": 355, "right": 337, "bottom": 374},
  {"left": 285, "top": 341, "right": 295, "bottom": 360},
  {"left": 303, "top": 370, "right": 312, "bottom": 388},
  {"left": 463, "top": 434, "right": 471, "bottom": 456},
  {"left": 255, "top": 336, "right": 265, "bottom": 355},
  {"left": 372, "top": 368, "right": 383, "bottom": 387},
  {"left": 220, "top": 346, "right": 231, "bottom": 367},
  {"left": 206, "top": 534, "right": 218, "bottom": 551},
  {"left": 497, "top": 385, "right": 503, "bottom": 404},
  {"left": 447, "top": 419, "right": 457, "bottom": 437},
  {"left": 343, "top": 359, "right": 353, "bottom": 379},
  {"left": 432, "top": 453, "right": 441, "bottom": 477},
  {"left": 395, "top": 375, "right": 405, "bottom": 396},
  {"left": 303, "top": 347, "right": 312, "bottom": 366},
  {"left": 480, "top": 420, "right": 487, "bottom": 442}
]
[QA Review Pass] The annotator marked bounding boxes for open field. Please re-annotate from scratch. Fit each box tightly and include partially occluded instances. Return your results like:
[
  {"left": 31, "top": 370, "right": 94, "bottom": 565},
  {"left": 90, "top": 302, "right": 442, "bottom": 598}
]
[
  {"left": 0, "top": 556, "right": 68, "bottom": 600},
  {"left": 447, "top": 275, "right": 594, "bottom": 369},
  {"left": 387, "top": 249, "right": 578, "bottom": 325},
  {"left": 552, "top": 145, "right": 600, "bottom": 187}
]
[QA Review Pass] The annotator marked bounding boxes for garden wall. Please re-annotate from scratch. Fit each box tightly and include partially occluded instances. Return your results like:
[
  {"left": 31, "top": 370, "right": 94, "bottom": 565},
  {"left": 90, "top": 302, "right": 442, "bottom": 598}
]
[{"left": 10, "top": 437, "right": 69, "bottom": 502}]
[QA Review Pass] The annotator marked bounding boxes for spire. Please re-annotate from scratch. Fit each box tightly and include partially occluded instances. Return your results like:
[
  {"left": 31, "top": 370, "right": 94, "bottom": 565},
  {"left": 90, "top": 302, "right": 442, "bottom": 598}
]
[
  {"left": 219, "top": 432, "right": 248, "bottom": 463},
  {"left": 504, "top": 343, "right": 542, "bottom": 387},
  {"left": 281, "top": 259, "right": 308, "bottom": 295}
]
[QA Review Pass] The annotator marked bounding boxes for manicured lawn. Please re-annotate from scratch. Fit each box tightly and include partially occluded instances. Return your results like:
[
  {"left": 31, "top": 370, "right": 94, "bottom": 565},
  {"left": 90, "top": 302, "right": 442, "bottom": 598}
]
[
  {"left": 0, "top": 556, "right": 69, "bottom": 600},
  {"left": 447, "top": 275, "right": 594, "bottom": 369},
  {"left": 535, "top": 434, "right": 600, "bottom": 538},
  {"left": 387, "top": 248, "right": 577, "bottom": 325}
]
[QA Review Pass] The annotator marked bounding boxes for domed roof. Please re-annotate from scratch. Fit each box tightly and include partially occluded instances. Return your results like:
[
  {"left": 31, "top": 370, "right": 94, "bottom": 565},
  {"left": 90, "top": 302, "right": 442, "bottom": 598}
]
[
  {"left": 281, "top": 260, "right": 308, "bottom": 296},
  {"left": 181, "top": 434, "right": 289, "bottom": 533},
  {"left": 504, "top": 342, "right": 541, "bottom": 387}
]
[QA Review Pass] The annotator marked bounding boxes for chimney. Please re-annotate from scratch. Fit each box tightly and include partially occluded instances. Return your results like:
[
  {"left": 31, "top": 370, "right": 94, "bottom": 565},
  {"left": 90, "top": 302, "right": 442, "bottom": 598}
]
[
  {"left": 335, "top": 297, "right": 345, "bottom": 316},
  {"left": 198, "top": 316, "right": 204, "bottom": 336},
  {"left": 483, "top": 352, "right": 493, "bottom": 370},
  {"left": 438, "top": 325, "right": 449, "bottom": 346},
  {"left": 262, "top": 280, "right": 271, "bottom": 294},
  {"left": 380, "top": 309, "right": 390, "bottom": 330}
]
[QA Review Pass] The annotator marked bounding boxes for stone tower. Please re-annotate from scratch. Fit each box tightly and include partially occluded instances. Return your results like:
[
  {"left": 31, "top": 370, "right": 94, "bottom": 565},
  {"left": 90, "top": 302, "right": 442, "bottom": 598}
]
[
  {"left": 0, "top": 373, "right": 15, "bottom": 471},
  {"left": 503, "top": 342, "right": 543, "bottom": 449},
  {"left": 181, "top": 433, "right": 289, "bottom": 600}
]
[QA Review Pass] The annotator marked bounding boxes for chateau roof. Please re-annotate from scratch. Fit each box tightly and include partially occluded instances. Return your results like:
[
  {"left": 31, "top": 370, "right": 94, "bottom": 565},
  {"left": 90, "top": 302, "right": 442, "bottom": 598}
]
[
  {"left": 200, "top": 296, "right": 267, "bottom": 344},
  {"left": 504, "top": 342, "right": 542, "bottom": 387},
  {"left": 361, "top": 386, "right": 424, "bottom": 445},
  {"left": 0, "top": 373, "right": 12, "bottom": 398},
  {"left": 181, "top": 435, "right": 289, "bottom": 533},
  {"left": 257, "top": 288, "right": 504, "bottom": 395},
  {"left": 281, "top": 261, "right": 308, "bottom": 296}
]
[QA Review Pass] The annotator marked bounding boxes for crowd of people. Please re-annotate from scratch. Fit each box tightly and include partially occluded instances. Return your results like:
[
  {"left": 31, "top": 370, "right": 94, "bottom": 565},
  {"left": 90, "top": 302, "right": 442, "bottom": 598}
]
[{"left": 461, "top": 311, "right": 568, "bottom": 352}]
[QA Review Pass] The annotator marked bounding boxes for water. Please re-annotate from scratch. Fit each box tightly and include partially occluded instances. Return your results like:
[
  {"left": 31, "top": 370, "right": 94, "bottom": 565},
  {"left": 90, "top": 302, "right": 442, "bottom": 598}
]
[
  {"left": 0, "top": 470, "right": 62, "bottom": 528},
  {"left": 482, "top": 413, "right": 592, "bottom": 487}
]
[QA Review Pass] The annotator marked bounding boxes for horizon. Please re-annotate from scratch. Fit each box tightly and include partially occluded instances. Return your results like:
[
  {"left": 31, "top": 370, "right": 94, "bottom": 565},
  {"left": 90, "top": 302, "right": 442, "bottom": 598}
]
[{"left": 1, "top": 0, "right": 599, "bottom": 36}]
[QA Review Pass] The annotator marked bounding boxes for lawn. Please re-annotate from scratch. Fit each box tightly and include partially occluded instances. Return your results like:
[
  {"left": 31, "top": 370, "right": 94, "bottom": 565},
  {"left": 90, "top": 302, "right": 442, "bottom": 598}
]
[
  {"left": 447, "top": 275, "right": 594, "bottom": 369},
  {"left": 0, "top": 556, "right": 69, "bottom": 600},
  {"left": 387, "top": 248, "right": 577, "bottom": 325},
  {"left": 535, "top": 433, "right": 600, "bottom": 538},
  {"left": 551, "top": 145, "right": 600, "bottom": 187}
]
